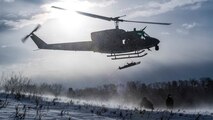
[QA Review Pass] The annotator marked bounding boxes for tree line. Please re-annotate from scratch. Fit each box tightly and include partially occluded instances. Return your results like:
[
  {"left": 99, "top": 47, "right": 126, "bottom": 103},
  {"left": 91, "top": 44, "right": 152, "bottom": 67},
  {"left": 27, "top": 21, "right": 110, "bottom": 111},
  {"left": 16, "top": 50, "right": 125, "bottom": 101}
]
[
  {"left": 1, "top": 73, "right": 213, "bottom": 108},
  {"left": 0, "top": 73, "right": 63, "bottom": 98},
  {"left": 67, "top": 77, "right": 213, "bottom": 108}
]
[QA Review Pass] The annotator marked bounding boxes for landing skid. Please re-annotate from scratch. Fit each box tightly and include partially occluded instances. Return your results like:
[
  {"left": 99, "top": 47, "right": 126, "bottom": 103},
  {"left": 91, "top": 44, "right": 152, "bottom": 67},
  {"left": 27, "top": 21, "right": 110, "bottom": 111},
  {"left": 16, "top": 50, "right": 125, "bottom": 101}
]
[{"left": 107, "top": 50, "right": 147, "bottom": 60}]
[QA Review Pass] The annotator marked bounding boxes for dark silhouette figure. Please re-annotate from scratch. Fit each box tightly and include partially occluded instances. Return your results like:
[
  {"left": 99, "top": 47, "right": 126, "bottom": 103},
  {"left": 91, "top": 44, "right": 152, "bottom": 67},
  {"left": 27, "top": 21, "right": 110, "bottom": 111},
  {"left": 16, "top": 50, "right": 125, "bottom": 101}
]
[
  {"left": 15, "top": 105, "right": 19, "bottom": 117},
  {"left": 140, "top": 97, "right": 154, "bottom": 110},
  {"left": 166, "top": 94, "right": 174, "bottom": 109},
  {"left": 119, "top": 61, "right": 141, "bottom": 70}
]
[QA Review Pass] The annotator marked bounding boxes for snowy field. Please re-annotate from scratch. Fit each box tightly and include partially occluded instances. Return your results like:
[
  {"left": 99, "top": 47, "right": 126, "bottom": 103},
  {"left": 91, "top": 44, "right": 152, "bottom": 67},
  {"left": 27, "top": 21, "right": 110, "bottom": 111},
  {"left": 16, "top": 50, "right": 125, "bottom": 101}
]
[{"left": 0, "top": 93, "right": 213, "bottom": 120}]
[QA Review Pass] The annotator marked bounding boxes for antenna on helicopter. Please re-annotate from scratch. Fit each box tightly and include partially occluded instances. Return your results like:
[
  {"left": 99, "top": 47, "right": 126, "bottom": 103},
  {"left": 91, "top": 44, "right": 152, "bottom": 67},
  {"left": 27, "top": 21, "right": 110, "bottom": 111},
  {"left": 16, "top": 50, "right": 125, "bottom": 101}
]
[{"left": 51, "top": 6, "right": 171, "bottom": 29}]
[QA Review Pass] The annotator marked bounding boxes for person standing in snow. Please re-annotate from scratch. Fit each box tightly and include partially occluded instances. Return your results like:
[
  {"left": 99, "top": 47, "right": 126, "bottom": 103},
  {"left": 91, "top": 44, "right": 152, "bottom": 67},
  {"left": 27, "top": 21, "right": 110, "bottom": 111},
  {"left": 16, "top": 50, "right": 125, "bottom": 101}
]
[{"left": 166, "top": 94, "right": 174, "bottom": 109}]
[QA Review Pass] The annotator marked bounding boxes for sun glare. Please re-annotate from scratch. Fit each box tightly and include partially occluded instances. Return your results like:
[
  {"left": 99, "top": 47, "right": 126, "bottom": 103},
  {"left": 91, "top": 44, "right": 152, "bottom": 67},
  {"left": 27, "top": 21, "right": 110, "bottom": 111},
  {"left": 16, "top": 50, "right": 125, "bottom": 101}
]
[
  {"left": 50, "top": 10, "right": 83, "bottom": 29},
  {"left": 44, "top": 0, "right": 92, "bottom": 31}
]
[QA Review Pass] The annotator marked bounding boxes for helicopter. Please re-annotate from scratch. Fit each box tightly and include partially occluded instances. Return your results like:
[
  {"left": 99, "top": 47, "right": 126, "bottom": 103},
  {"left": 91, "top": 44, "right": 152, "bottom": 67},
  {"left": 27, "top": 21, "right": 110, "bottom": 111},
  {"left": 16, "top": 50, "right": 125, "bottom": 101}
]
[{"left": 22, "top": 6, "right": 171, "bottom": 60}]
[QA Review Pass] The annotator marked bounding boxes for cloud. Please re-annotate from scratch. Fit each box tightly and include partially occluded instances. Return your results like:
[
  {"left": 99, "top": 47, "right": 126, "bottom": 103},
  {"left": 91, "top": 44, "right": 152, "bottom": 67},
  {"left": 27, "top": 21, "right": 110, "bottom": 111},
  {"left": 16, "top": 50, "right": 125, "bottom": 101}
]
[
  {"left": 0, "top": 13, "right": 51, "bottom": 30},
  {"left": 176, "top": 22, "right": 199, "bottom": 34},
  {"left": 160, "top": 32, "right": 170, "bottom": 35},
  {"left": 0, "top": 46, "right": 31, "bottom": 65},
  {"left": 1, "top": 45, "right": 7, "bottom": 48},
  {"left": 138, "top": 61, "right": 213, "bottom": 83},
  {"left": 187, "top": 2, "right": 202, "bottom": 10},
  {"left": 78, "top": 0, "right": 117, "bottom": 8},
  {"left": 0, "top": 0, "right": 14, "bottom": 2},
  {"left": 182, "top": 22, "right": 198, "bottom": 29},
  {"left": 0, "top": 20, "right": 12, "bottom": 31},
  {"left": 0, "top": 0, "right": 56, "bottom": 31},
  {"left": 176, "top": 28, "right": 189, "bottom": 34},
  {"left": 123, "top": 0, "right": 208, "bottom": 18},
  {"left": 0, "top": 0, "right": 117, "bottom": 32}
]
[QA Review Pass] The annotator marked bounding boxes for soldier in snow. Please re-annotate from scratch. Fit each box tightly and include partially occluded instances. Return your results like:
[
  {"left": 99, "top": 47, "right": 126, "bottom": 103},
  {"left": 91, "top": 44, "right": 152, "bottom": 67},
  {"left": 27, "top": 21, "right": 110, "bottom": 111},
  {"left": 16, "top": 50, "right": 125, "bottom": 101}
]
[{"left": 166, "top": 94, "right": 174, "bottom": 109}]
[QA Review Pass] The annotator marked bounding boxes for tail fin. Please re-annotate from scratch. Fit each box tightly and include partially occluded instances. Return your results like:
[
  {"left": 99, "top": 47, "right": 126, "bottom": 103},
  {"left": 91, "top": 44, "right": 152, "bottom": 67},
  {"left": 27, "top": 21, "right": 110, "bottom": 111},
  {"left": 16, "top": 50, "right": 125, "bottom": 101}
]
[{"left": 30, "top": 33, "right": 48, "bottom": 49}]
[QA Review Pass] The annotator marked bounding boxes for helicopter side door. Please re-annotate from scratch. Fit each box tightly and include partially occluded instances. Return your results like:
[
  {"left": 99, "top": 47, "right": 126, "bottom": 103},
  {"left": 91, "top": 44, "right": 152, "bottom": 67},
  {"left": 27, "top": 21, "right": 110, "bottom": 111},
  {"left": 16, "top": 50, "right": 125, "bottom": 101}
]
[
  {"left": 123, "top": 31, "right": 143, "bottom": 51},
  {"left": 91, "top": 29, "right": 125, "bottom": 53}
]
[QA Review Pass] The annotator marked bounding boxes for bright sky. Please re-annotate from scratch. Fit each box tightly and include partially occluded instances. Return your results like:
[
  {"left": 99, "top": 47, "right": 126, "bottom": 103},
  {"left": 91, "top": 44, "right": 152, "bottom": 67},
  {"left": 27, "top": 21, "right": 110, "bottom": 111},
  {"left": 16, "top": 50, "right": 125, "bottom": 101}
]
[{"left": 0, "top": 0, "right": 213, "bottom": 88}]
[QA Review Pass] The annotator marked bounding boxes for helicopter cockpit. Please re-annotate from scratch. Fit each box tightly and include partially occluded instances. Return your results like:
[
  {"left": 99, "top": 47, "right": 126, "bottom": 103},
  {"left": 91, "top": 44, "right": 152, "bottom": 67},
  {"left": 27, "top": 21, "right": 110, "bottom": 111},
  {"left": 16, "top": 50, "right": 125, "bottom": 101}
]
[{"left": 132, "top": 28, "right": 150, "bottom": 40}]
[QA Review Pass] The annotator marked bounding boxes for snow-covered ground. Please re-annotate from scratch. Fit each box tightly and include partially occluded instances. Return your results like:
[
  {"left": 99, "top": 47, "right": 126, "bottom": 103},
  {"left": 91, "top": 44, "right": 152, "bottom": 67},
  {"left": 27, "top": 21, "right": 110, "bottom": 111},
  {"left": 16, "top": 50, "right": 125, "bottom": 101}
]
[{"left": 0, "top": 93, "right": 213, "bottom": 120}]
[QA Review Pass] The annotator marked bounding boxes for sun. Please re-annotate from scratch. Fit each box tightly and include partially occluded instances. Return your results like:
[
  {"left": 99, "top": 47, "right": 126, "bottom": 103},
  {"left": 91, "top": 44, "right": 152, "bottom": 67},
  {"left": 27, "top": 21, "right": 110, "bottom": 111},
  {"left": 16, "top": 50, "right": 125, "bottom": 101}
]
[
  {"left": 50, "top": 10, "right": 84, "bottom": 29},
  {"left": 45, "top": 0, "right": 92, "bottom": 30}
]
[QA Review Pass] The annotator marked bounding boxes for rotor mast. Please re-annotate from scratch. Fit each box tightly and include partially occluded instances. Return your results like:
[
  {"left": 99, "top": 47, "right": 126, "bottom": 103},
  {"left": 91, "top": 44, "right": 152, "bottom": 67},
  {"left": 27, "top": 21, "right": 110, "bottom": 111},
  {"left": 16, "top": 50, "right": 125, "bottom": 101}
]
[
  {"left": 115, "top": 21, "right": 119, "bottom": 29},
  {"left": 112, "top": 15, "right": 126, "bottom": 29}
]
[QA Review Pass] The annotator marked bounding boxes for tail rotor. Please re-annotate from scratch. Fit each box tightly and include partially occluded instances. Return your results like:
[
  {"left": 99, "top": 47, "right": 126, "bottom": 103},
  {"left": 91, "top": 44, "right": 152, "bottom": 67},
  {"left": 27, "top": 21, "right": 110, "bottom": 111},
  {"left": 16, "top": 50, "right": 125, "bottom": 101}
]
[{"left": 22, "top": 24, "right": 41, "bottom": 43}]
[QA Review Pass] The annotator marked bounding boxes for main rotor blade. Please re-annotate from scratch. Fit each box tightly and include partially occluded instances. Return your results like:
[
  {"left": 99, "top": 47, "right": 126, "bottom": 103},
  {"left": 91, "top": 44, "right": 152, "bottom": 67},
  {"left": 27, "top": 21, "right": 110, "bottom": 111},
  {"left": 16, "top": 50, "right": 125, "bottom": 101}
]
[
  {"left": 51, "top": 6, "right": 67, "bottom": 10},
  {"left": 51, "top": 6, "right": 171, "bottom": 25},
  {"left": 75, "top": 11, "right": 171, "bottom": 25},
  {"left": 76, "top": 11, "right": 112, "bottom": 21},
  {"left": 52, "top": 6, "right": 112, "bottom": 21},
  {"left": 123, "top": 20, "right": 171, "bottom": 25}
]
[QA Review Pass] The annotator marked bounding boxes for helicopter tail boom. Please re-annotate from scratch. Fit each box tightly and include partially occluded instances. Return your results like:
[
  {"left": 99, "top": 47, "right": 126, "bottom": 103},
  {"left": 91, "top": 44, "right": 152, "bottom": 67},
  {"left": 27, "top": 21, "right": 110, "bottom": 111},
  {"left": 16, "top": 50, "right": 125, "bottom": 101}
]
[
  {"left": 30, "top": 33, "right": 48, "bottom": 49},
  {"left": 30, "top": 33, "right": 93, "bottom": 51}
]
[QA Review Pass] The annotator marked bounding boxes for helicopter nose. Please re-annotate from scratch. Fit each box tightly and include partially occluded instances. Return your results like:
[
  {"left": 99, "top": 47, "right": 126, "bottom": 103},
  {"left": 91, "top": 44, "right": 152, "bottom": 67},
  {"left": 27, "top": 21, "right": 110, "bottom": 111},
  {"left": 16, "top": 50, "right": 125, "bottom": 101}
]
[{"left": 156, "top": 38, "right": 160, "bottom": 44}]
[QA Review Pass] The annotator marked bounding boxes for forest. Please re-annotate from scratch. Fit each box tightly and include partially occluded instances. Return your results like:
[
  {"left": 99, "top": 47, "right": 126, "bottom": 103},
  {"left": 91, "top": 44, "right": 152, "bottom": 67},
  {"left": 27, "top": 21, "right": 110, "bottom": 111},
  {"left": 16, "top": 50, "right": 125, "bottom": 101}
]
[
  {"left": 1, "top": 73, "right": 213, "bottom": 109},
  {"left": 68, "top": 77, "right": 213, "bottom": 108}
]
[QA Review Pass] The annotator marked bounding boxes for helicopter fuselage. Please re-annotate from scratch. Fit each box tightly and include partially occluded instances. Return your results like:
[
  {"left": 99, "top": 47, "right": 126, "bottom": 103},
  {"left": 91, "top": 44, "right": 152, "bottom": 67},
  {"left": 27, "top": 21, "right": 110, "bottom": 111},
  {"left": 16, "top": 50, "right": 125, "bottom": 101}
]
[
  {"left": 91, "top": 29, "right": 160, "bottom": 53},
  {"left": 23, "top": 7, "right": 170, "bottom": 60},
  {"left": 27, "top": 28, "right": 159, "bottom": 61}
]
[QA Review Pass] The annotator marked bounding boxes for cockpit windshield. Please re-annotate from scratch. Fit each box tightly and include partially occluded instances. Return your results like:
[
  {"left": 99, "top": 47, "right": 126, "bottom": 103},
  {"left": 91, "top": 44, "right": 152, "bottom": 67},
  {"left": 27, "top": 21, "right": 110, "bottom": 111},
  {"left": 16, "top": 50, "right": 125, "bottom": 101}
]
[{"left": 136, "top": 31, "right": 149, "bottom": 39}]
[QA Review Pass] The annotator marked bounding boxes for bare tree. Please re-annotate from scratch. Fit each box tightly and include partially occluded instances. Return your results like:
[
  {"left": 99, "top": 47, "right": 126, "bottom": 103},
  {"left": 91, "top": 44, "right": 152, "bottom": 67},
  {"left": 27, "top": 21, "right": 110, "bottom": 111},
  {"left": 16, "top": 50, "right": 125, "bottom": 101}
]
[
  {"left": 51, "top": 83, "right": 63, "bottom": 98},
  {"left": 3, "top": 72, "right": 31, "bottom": 95},
  {"left": 38, "top": 83, "right": 52, "bottom": 96}
]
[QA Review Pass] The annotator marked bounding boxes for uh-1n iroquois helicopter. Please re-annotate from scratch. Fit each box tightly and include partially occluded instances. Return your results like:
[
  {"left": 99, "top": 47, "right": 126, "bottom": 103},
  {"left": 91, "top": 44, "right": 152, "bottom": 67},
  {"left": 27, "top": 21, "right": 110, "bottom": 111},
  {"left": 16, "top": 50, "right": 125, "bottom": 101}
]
[{"left": 22, "top": 6, "right": 171, "bottom": 62}]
